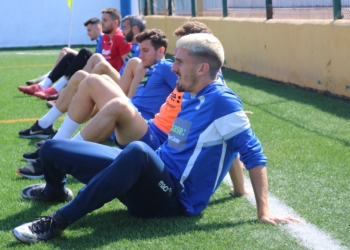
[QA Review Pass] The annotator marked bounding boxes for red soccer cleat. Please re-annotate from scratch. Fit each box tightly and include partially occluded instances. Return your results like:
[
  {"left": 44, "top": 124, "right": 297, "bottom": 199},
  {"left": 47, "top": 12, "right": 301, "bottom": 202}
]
[
  {"left": 18, "top": 84, "right": 43, "bottom": 96},
  {"left": 33, "top": 87, "right": 59, "bottom": 100}
]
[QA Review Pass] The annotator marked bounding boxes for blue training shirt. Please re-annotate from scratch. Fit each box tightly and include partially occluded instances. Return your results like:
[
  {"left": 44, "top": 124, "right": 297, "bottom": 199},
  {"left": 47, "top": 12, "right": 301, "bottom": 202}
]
[
  {"left": 157, "top": 81, "right": 267, "bottom": 216},
  {"left": 95, "top": 34, "right": 104, "bottom": 54},
  {"left": 131, "top": 59, "right": 177, "bottom": 120},
  {"left": 119, "top": 42, "right": 140, "bottom": 75}
]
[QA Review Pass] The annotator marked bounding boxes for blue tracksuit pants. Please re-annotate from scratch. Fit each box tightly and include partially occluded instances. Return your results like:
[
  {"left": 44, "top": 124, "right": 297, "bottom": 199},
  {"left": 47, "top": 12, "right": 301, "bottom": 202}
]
[{"left": 39, "top": 139, "right": 184, "bottom": 224}]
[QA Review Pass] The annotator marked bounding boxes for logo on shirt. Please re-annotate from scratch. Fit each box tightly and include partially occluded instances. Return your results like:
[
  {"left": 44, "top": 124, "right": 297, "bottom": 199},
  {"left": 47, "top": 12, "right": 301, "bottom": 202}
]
[
  {"left": 138, "top": 65, "right": 155, "bottom": 87},
  {"left": 170, "top": 92, "right": 182, "bottom": 104},
  {"left": 139, "top": 76, "right": 150, "bottom": 87},
  {"left": 102, "top": 49, "right": 111, "bottom": 60},
  {"left": 195, "top": 96, "right": 205, "bottom": 110},
  {"left": 168, "top": 118, "right": 192, "bottom": 150}
]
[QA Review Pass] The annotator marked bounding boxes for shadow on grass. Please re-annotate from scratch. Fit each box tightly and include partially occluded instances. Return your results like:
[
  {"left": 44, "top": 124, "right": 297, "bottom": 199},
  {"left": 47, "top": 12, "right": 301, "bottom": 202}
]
[
  {"left": 223, "top": 69, "right": 350, "bottom": 120},
  {"left": 0, "top": 199, "right": 63, "bottom": 232},
  {"left": 6, "top": 209, "right": 257, "bottom": 248},
  {"left": 223, "top": 69, "right": 350, "bottom": 146},
  {"left": 207, "top": 196, "right": 243, "bottom": 206}
]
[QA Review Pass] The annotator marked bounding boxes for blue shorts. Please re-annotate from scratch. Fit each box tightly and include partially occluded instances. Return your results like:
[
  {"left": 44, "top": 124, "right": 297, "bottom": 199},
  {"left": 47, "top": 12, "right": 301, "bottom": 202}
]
[{"left": 111, "top": 120, "right": 167, "bottom": 151}]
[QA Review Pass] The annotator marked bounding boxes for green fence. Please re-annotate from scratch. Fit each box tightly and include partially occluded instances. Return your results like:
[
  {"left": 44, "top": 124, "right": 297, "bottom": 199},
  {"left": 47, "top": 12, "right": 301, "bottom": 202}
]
[{"left": 140, "top": 0, "right": 350, "bottom": 20}]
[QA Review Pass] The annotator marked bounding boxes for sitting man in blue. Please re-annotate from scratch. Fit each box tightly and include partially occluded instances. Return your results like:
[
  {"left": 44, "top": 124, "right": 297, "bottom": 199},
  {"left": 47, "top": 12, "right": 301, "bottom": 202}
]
[
  {"left": 13, "top": 33, "right": 301, "bottom": 244},
  {"left": 17, "top": 29, "right": 177, "bottom": 178}
]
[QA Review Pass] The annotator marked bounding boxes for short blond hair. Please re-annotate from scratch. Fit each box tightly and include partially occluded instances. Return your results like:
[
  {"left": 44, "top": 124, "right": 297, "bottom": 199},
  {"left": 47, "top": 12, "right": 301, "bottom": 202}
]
[{"left": 176, "top": 33, "right": 224, "bottom": 79}]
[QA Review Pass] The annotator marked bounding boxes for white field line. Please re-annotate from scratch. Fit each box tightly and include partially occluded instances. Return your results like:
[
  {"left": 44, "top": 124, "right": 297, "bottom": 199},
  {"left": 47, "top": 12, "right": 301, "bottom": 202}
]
[
  {"left": 0, "top": 52, "right": 59, "bottom": 56},
  {"left": 223, "top": 175, "right": 348, "bottom": 250}
]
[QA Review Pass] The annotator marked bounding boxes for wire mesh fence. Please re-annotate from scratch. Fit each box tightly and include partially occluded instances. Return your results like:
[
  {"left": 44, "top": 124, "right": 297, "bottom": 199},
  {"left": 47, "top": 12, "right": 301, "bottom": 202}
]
[
  {"left": 342, "top": 0, "right": 350, "bottom": 18},
  {"left": 139, "top": 0, "right": 350, "bottom": 19}
]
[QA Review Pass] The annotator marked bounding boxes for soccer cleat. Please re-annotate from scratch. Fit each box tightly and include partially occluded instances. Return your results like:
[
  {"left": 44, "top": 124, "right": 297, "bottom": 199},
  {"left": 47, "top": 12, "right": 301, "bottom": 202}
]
[
  {"left": 18, "top": 120, "right": 56, "bottom": 139},
  {"left": 23, "top": 149, "right": 40, "bottom": 162},
  {"left": 16, "top": 160, "right": 44, "bottom": 179},
  {"left": 34, "top": 132, "right": 56, "bottom": 149},
  {"left": 33, "top": 87, "right": 58, "bottom": 100},
  {"left": 21, "top": 183, "right": 74, "bottom": 202},
  {"left": 35, "top": 139, "right": 45, "bottom": 148},
  {"left": 18, "top": 84, "right": 43, "bottom": 96},
  {"left": 12, "top": 211, "right": 67, "bottom": 243},
  {"left": 47, "top": 93, "right": 60, "bottom": 101},
  {"left": 46, "top": 100, "right": 56, "bottom": 109},
  {"left": 26, "top": 76, "right": 46, "bottom": 86}
]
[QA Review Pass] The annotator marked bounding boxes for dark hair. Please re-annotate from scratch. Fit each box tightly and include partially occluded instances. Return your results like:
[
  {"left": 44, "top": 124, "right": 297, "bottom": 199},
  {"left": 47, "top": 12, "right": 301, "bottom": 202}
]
[
  {"left": 84, "top": 17, "right": 101, "bottom": 27},
  {"left": 122, "top": 15, "right": 146, "bottom": 33},
  {"left": 174, "top": 21, "right": 213, "bottom": 36},
  {"left": 135, "top": 29, "right": 168, "bottom": 53},
  {"left": 102, "top": 8, "right": 121, "bottom": 24}
]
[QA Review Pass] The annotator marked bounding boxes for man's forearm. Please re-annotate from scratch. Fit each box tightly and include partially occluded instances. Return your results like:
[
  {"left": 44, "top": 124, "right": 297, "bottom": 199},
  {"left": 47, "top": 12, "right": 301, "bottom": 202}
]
[
  {"left": 249, "top": 166, "right": 269, "bottom": 219},
  {"left": 229, "top": 157, "right": 246, "bottom": 195}
]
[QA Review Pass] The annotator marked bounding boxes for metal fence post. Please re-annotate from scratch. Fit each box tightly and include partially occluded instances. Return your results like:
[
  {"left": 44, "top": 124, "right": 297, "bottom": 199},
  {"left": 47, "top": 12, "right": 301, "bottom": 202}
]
[
  {"left": 222, "top": 0, "right": 228, "bottom": 17},
  {"left": 150, "top": 0, "right": 154, "bottom": 15},
  {"left": 168, "top": 0, "right": 173, "bottom": 15},
  {"left": 191, "top": 0, "right": 196, "bottom": 17},
  {"left": 333, "top": 0, "right": 343, "bottom": 19},
  {"left": 266, "top": 0, "right": 273, "bottom": 20},
  {"left": 144, "top": 0, "right": 148, "bottom": 16}
]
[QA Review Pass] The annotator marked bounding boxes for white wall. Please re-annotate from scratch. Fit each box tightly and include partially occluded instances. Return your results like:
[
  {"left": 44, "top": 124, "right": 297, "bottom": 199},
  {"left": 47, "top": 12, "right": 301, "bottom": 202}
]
[{"left": 0, "top": 0, "right": 121, "bottom": 48}]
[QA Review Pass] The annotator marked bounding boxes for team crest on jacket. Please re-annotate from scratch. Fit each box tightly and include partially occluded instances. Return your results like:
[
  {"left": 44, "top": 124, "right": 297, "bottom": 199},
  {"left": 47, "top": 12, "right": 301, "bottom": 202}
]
[{"left": 195, "top": 96, "right": 206, "bottom": 110}]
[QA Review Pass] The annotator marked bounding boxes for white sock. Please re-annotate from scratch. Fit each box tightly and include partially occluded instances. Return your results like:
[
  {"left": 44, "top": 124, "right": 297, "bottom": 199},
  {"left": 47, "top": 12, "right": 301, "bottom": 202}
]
[
  {"left": 53, "top": 114, "right": 81, "bottom": 139},
  {"left": 53, "top": 77, "right": 68, "bottom": 92},
  {"left": 38, "top": 105, "right": 63, "bottom": 129},
  {"left": 38, "top": 77, "right": 53, "bottom": 90},
  {"left": 72, "top": 132, "right": 85, "bottom": 141},
  {"left": 42, "top": 71, "right": 51, "bottom": 78}
]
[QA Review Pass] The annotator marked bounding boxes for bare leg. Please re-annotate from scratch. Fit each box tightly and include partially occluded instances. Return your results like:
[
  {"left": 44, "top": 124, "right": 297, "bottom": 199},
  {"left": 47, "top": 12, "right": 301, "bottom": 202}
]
[
  {"left": 90, "top": 57, "right": 141, "bottom": 95},
  {"left": 55, "top": 70, "right": 89, "bottom": 113},
  {"left": 82, "top": 54, "right": 107, "bottom": 73},
  {"left": 118, "top": 58, "right": 141, "bottom": 95},
  {"left": 91, "top": 61, "right": 121, "bottom": 86},
  {"left": 53, "top": 47, "right": 78, "bottom": 68},
  {"left": 66, "top": 74, "right": 147, "bottom": 143},
  {"left": 229, "top": 157, "right": 253, "bottom": 196},
  {"left": 127, "top": 61, "right": 147, "bottom": 98}
]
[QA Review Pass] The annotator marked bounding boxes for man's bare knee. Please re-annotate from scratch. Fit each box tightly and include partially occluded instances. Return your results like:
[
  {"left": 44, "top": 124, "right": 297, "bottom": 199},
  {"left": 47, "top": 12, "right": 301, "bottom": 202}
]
[
  {"left": 82, "top": 74, "right": 104, "bottom": 89},
  {"left": 105, "top": 98, "right": 129, "bottom": 115},
  {"left": 89, "top": 53, "right": 105, "bottom": 62},
  {"left": 62, "top": 47, "right": 70, "bottom": 53},
  {"left": 92, "top": 61, "right": 109, "bottom": 74},
  {"left": 68, "top": 70, "right": 89, "bottom": 88}
]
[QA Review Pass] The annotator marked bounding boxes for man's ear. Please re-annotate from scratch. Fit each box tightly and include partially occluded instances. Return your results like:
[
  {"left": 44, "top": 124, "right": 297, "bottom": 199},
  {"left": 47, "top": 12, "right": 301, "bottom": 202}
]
[
  {"left": 158, "top": 46, "right": 166, "bottom": 54},
  {"left": 198, "top": 63, "right": 210, "bottom": 76},
  {"left": 113, "top": 20, "right": 119, "bottom": 28},
  {"left": 132, "top": 25, "right": 139, "bottom": 33}
]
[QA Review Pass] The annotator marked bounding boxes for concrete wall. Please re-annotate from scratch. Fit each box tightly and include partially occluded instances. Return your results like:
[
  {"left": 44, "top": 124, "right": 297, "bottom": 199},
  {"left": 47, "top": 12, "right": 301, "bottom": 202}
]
[
  {"left": 145, "top": 16, "right": 350, "bottom": 99},
  {"left": 0, "top": 0, "right": 120, "bottom": 48}
]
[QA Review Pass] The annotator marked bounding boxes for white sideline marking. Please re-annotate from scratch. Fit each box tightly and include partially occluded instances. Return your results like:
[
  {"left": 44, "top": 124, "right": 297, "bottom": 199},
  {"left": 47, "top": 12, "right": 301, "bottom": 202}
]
[
  {"left": 223, "top": 175, "right": 348, "bottom": 250},
  {"left": 0, "top": 52, "right": 58, "bottom": 56},
  {"left": 16, "top": 52, "right": 59, "bottom": 55}
]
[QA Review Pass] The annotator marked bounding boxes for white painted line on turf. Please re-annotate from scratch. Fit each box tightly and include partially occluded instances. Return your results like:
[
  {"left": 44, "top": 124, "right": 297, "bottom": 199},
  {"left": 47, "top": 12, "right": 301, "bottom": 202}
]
[
  {"left": 16, "top": 52, "right": 59, "bottom": 55},
  {"left": 0, "top": 52, "right": 59, "bottom": 56},
  {"left": 223, "top": 175, "right": 348, "bottom": 250}
]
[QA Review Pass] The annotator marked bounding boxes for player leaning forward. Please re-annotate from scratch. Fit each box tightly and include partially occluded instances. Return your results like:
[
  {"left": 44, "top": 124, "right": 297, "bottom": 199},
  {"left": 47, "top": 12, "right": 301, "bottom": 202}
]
[{"left": 13, "top": 33, "right": 301, "bottom": 244}]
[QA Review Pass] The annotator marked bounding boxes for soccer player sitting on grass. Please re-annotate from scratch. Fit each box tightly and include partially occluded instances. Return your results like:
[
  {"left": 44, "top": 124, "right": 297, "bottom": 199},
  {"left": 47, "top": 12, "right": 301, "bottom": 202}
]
[
  {"left": 17, "top": 29, "right": 177, "bottom": 177},
  {"left": 16, "top": 14, "right": 146, "bottom": 144},
  {"left": 13, "top": 33, "right": 302, "bottom": 244},
  {"left": 25, "top": 17, "right": 103, "bottom": 87},
  {"left": 18, "top": 21, "right": 251, "bottom": 197},
  {"left": 17, "top": 8, "right": 136, "bottom": 100}
]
